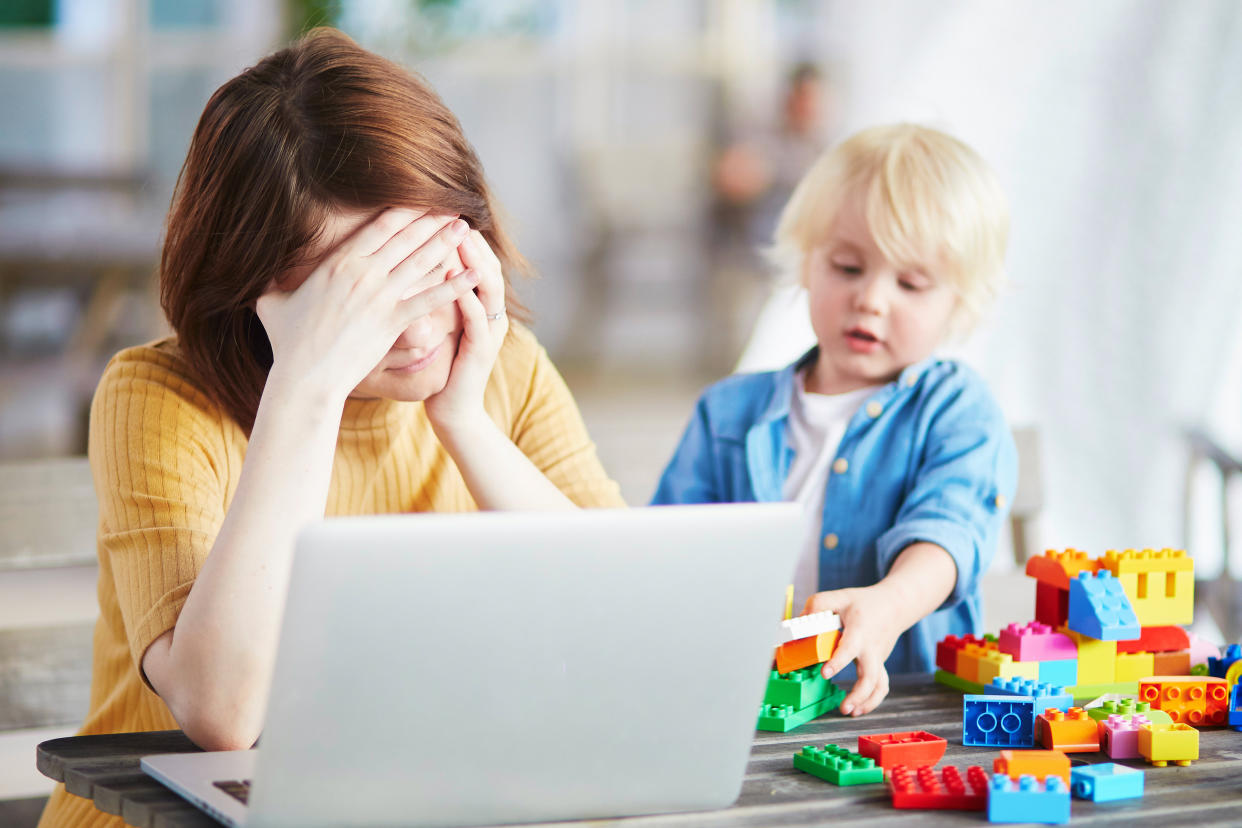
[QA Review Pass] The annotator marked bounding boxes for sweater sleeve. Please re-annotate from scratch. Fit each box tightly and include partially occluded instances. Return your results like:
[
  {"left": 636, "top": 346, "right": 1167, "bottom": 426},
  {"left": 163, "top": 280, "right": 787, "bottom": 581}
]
[
  {"left": 87, "top": 346, "right": 231, "bottom": 679},
  {"left": 498, "top": 325, "right": 626, "bottom": 508}
]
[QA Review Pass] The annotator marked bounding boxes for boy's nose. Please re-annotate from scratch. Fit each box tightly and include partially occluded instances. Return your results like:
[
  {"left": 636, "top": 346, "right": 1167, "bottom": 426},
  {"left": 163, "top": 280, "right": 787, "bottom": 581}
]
[{"left": 853, "top": 275, "right": 887, "bottom": 315}]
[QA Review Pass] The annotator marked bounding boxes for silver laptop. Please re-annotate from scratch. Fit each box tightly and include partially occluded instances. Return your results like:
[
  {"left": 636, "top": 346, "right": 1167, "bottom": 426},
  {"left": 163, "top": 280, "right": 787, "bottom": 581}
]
[{"left": 142, "top": 503, "right": 801, "bottom": 827}]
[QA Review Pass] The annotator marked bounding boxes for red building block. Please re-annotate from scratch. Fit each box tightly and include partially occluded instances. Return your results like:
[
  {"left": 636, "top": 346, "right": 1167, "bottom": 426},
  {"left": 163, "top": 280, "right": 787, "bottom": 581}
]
[
  {"left": 889, "top": 764, "right": 989, "bottom": 810},
  {"left": 1138, "top": 676, "right": 1229, "bottom": 726},
  {"left": 1116, "top": 625, "right": 1191, "bottom": 654},
  {"left": 1035, "top": 582, "right": 1069, "bottom": 628},
  {"left": 857, "top": 731, "right": 947, "bottom": 770},
  {"left": 1037, "top": 707, "right": 1100, "bottom": 752},
  {"left": 998, "top": 621, "right": 1078, "bottom": 662},
  {"left": 936, "top": 634, "right": 985, "bottom": 673}
]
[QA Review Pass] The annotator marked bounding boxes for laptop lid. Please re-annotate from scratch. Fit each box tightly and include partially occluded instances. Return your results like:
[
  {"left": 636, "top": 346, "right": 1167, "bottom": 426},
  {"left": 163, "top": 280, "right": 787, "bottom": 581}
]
[{"left": 246, "top": 502, "right": 801, "bottom": 828}]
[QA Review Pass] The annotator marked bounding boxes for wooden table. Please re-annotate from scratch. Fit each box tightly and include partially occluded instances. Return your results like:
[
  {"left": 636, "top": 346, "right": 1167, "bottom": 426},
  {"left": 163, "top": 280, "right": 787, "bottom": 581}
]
[{"left": 37, "top": 675, "right": 1242, "bottom": 827}]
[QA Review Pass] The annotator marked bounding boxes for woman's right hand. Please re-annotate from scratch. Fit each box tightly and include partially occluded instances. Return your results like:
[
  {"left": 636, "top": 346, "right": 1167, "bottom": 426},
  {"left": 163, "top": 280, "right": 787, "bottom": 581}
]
[{"left": 255, "top": 207, "right": 479, "bottom": 403}]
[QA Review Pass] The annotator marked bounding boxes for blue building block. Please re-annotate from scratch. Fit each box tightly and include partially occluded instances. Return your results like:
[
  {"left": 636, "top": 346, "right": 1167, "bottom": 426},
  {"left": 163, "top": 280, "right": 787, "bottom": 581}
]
[
  {"left": 1038, "top": 658, "right": 1078, "bottom": 687},
  {"left": 1229, "top": 683, "right": 1242, "bottom": 732},
  {"left": 1070, "top": 763, "right": 1144, "bottom": 802},
  {"left": 963, "top": 695, "right": 1035, "bottom": 748},
  {"left": 1067, "top": 571, "right": 1140, "bottom": 641},
  {"left": 986, "top": 677, "right": 1074, "bottom": 712},
  {"left": 988, "top": 774, "right": 1070, "bottom": 824},
  {"left": 1208, "top": 643, "right": 1241, "bottom": 679}
]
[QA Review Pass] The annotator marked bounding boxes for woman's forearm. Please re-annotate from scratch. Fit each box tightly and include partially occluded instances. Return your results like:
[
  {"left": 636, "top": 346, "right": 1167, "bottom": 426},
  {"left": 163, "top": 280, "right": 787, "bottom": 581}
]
[
  {"left": 435, "top": 415, "right": 575, "bottom": 511},
  {"left": 152, "top": 370, "right": 345, "bottom": 749}
]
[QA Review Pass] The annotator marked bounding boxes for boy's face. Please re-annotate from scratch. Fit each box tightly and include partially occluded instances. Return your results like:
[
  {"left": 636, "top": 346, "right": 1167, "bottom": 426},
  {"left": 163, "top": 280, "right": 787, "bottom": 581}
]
[{"left": 802, "top": 193, "right": 958, "bottom": 394}]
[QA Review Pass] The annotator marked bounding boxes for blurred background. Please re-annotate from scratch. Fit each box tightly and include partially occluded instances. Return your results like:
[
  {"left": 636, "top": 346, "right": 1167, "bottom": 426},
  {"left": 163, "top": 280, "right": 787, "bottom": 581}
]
[{"left": 2, "top": 0, "right": 1242, "bottom": 814}]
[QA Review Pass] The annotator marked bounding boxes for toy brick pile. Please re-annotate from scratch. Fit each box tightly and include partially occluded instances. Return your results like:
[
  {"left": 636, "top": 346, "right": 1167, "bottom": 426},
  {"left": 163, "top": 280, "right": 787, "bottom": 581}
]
[{"left": 758, "top": 609, "right": 844, "bottom": 731}]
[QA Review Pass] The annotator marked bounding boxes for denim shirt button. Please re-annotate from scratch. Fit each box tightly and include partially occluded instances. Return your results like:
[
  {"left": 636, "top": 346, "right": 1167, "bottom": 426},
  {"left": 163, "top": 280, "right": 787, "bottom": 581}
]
[
  {"left": 994, "top": 494, "right": 1007, "bottom": 509},
  {"left": 823, "top": 533, "right": 839, "bottom": 550},
  {"left": 866, "top": 401, "right": 883, "bottom": 418},
  {"left": 832, "top": 458, "right": 849, "bottom": 474}
]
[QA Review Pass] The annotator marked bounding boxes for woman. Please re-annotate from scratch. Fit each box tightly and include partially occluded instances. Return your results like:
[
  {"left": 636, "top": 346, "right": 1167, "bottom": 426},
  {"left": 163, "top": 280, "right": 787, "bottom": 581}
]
[{"left": 40, "top": 28, "right": 622, "bottom": 828}]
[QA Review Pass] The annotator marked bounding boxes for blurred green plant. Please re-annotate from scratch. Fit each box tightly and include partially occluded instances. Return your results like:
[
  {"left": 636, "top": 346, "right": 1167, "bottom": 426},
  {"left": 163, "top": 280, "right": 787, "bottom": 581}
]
[
  {"left": 288, "top": 0, "right": 343, "bottom": 37},
  {"left": 0, "top": 0, "right": 54, "bottom": 27}
]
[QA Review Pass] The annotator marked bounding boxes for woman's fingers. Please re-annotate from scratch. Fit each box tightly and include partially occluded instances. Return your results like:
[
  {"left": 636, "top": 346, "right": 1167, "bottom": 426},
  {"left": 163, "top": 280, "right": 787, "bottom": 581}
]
[
  {"left": 395, "top": 270, "right": 478, "bottom": 328},
  {"left": 459, "top": 230, "right": 505, "bottom": 316},
  {"left": 329, "top": 207, "right": 427, "bottom": 263},
  {"left": 385, "top": 219, "right": 470, "bottom": 299}
]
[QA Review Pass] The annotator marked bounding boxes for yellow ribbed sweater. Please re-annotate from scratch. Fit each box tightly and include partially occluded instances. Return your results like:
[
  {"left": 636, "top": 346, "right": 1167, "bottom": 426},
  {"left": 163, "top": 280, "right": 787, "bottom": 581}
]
[{"left": 40, "top": 323, "right": 623, "bottom": 828}]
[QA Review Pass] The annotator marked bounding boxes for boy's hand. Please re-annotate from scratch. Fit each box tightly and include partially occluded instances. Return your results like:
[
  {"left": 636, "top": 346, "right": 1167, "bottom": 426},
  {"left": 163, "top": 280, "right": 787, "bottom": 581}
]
[{"left": 804, "top": 583, "right": 905, "bottom": 716}]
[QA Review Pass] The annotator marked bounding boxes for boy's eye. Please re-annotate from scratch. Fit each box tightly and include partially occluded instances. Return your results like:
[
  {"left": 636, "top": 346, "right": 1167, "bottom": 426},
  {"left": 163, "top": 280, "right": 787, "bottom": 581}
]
[
  {"left": 899, "top": 273, "right": 933, "bottom": 291},
  {"left": 831, "top": 260, "right": 862, "bottom": 275}
]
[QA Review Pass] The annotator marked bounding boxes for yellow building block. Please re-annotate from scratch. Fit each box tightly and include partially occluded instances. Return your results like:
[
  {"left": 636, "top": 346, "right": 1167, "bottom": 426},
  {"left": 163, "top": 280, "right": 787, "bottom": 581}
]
[
  {"left": 1100, "top": 548, "right": 1194, "bottom": 626},
  {"left": 957, "top": 641, "right": 998, "bottom": 683},
  {"left": 977, "top": 650, "right": 1041, "bottom": 684},
  {"left": 1063, "top": 628, "right": 1117, "bottom": 684},
  {"left": 1115, "top": 651, "right": 1155, "bottom": 683},
  {"left": 1138, "top": 722, "right": 1199, "bottom": 767}
]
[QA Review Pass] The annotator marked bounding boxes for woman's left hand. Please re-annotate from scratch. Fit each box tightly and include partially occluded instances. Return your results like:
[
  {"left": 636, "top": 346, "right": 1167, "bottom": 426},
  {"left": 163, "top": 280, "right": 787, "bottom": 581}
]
[{"left": 424, "top": 229, "right": 508, "bottom": 435}]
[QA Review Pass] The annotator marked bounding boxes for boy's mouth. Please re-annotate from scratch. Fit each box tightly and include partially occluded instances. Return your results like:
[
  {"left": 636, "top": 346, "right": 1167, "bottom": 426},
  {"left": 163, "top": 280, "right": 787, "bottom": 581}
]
[{"left": 844, "top": 327, "right": 881, "bottom": 353}]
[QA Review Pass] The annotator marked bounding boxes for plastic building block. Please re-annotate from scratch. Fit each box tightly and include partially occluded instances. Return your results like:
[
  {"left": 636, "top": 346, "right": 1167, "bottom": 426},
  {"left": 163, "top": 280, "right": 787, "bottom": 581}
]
[
  {"left": 1037, "top": 658, "right": 1077, "bottom": 687},
  {"left": 1208, "top": 642, "right": 1242, "bottom": 678},
  {"left": 976, "top": 649, "right": 1040, "bottom": 684},
  {"left": 998, "top": 621, "right": 1078, "bottom": 662},
  {"left": 1100, "top": 547, "right": 1194, "bottom": 627},
  {"left": 1025, "top": 548, "right": 1099, "bottom": 589},
  {"left": 777, "top": 609, "right": 841, "bottom": 645},
  {"left": 774, "top": 630, "right": 839, "bottom": 674},
  {"left": 934, "top": 669, "right": 984, "bottom": 694},
  {"left": 1152, "top": 649, "right": 1192, "bottom": 675},
  {"left": 936, "top": 633, "right": 985, "bottom": 673},
  {"left": 889, "top": 764, "right": 988, "bottom": 810},
  {"left": 1137, "top": 722, "right": 1199, "bottom": 767},
  {"left": 987, "top": 774, "right": 1070, "bottom": 824},
  {"left": 956, "top": 641, "right": 999, "bottom": 683},
  {"left": 1067, "top": 571, "right": 1141, "bottom": 640},
  {"left": 993, "top": 749, "right": 1070, "bottom": 785},
  {"left": 1115, "top": 651, "right": 1155, "bottom": 682},
  {"left": 1037, "top": 707, "right": 1099, "bottom": 752},
  {"left": 1101, "top": 713, "right": 1151, "bottom": 759},
  {"left": 1035, "top": 582, "right": 1069, "bottom": 628},
  {"left": 857, "top": 731, "right": 946, "bottom": 770},
  {"left": 1062, "top": 628, "right": 1117, "bottom": 684},
  {"left": 1188, "top": 631, "right": 1221, "bottom": 669},
  {"left": 1084, "top": 698, "right": 1171, "bottom": 724},
  {"left": 1229, "top": 683, "right": 1242, "bottom": 731},
  {"left": 1070, "top": 763, "right": 1144, "bottom": 801},
  {"left": 963, "top": 695, "right": 1035, "bottom": 747},
  {"left": 1116, "top": 624, "right": 1191, "bottom": 654},
  {"left": 793, "top": 744, "right": 883, "bottom": 785},
  {"left": 986, "top": 678, "right": 1073, "bottom": 712},
  {"left": 764, "top": 667, "right": 840, "bottom": 709},
  {"left": 1138, "top": 676, "right": 1229, "bottom": 726},
  {"left": 757, "top": 685, "right": 845, "bottom": 732}
]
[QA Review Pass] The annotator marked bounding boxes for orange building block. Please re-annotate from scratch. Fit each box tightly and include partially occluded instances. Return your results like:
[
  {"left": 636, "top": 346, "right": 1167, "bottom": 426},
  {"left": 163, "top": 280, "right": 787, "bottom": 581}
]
[
  {"left": 1152, "top": 650, "right": 1192, "bottom": 675},
  {"left": 1138, "top": 676, "right": 1229, "bottom": 726},
  {"left": 1100, "top": 548, "right": 1194, "bottom": 627},
  {"left": 1037, "top": 707, "right": 1099, "bottom": 752},
  {"left": 775, "top": 630, "right": 840, "bottom": 674},
  {"left": 956, "top": 641, "right": 999, "bottom": 683},
  {"left": 1025, "top": 548, "right": 1099, "bottom": 589},
  {"left": 1115, "top": 651, "right": 1155, "bottom": 683},
  {"left": 992, "top": 749, "right": 1070, "bottom": 785}
]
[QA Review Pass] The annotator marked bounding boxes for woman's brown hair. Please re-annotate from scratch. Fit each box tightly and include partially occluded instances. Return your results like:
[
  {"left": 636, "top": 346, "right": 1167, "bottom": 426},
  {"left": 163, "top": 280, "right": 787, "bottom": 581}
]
[{"left": 160, "top": 27, "right": 530, "bottom": 432}]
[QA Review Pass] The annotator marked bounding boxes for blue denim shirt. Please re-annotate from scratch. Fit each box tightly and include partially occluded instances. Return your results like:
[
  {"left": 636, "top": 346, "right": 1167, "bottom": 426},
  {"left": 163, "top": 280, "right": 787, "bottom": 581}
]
[{"left": 651, "top": 350, "right": 1017, "bottom": 675}]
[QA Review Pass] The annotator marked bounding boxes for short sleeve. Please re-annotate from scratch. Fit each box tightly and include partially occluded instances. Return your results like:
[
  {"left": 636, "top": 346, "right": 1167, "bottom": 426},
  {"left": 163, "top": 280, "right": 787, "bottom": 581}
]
[
  {"left": 500, "top": 326, "right": 625, "bottom": 508},
  {"left": 875, "top": 379, "right": 1018, "bottom": 609},
  {"left": 88, "top": 348, "right": 231, "bottom": 680}
]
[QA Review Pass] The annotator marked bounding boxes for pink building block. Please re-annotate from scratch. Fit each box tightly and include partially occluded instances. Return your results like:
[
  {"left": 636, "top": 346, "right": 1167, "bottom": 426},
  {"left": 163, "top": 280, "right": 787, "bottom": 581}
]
[
  {"left": 997, "top": 621, "right": 1078, "bottom": 662},
  {"left": 1101, "top": 713, "right": 1150, "bottom": 759},
  {"left": 1187, "top": 631, "right": 1221, "bottom": 668}
]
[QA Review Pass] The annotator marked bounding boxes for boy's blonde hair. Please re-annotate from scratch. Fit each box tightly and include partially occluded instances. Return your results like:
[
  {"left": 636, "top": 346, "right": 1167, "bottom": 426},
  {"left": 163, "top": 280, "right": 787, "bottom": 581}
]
[{"left": 771, "top": 123, "right": 1009, "bottom": 334}]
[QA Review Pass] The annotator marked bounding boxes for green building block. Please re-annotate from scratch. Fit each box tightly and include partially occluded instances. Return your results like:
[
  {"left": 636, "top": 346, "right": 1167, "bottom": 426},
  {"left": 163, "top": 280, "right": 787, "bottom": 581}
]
[
  {"left": 933, "top": 669, "right": 985, "bottom": 694},
  {"left": 1085, "top": 698, "right": 1172, "bottom": 724},
  {"left": 758, "top": 685, "right": 845, "bottom": 732},
  {"left": 765, "top": 667, "right": 839, "bottom": 709},
  {"left": 1068, "top": 681, "right": 1138, "bottom": 701},
  {"left": 793, "top": 743, "right": 884, "bottom": 786}
]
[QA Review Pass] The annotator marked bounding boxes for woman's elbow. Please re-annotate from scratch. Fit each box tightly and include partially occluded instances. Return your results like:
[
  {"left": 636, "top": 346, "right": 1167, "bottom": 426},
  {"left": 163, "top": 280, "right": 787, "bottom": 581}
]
[{"left": 177, "top": 702, "right": 261, "bottom": 752}]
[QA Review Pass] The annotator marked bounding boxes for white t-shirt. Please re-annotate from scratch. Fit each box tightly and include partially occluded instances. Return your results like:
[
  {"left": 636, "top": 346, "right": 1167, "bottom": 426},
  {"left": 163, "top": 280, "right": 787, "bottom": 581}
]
[{"left": 783, "top": 371, "right": 879, "bottom": 612}]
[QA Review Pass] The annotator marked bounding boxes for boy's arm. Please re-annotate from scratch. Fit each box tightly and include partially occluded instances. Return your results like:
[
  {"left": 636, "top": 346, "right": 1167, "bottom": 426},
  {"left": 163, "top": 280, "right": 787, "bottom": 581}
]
[{"left": 650, "top": 397, "right": 722, "bottom": 504}]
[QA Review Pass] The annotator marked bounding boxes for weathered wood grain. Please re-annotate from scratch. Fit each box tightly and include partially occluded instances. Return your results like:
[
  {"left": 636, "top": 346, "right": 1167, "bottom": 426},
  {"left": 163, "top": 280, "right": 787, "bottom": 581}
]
[{"left": 34, "top": 678, "right": 1242, "bottom": 826}]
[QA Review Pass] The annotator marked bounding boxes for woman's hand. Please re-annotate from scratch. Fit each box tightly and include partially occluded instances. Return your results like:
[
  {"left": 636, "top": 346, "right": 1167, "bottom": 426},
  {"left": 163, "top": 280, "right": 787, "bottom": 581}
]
[
  {"left": 804, "top": 583, "right": 904, "bottom": 716},
  {"left": 255, "top": 208, "right": 479, "bottom": 406},
  {"left": 424, "top": 229, "right": 509, "bottom": 435}
]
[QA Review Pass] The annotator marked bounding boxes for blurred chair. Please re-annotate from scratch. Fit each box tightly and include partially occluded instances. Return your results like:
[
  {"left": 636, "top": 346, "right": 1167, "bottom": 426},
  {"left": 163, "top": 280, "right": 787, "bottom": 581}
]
[
  {"left": 0, "top": 457, "right": 98, "bottom": 824},
  {"left": 1183, "top": 426, "right": 1242, "bottom": 642},
  {"left": 981, "top": 426, "right": 1045, "bottom": 632}
]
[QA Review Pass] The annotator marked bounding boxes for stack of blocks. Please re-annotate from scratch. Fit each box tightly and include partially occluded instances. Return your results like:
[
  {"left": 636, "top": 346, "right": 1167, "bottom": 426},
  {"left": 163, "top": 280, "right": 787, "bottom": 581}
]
[
  {"left": 935, "top": 547, "right": 1200, "bottom": 701},
  {"left": 760, "top": 610, "right": 844, "bottom": 731}
]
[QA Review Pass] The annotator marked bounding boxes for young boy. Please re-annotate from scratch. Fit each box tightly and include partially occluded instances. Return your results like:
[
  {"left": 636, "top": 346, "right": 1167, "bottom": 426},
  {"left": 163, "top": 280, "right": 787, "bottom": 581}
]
[{"left": 652, "top": 123, "right": 1017, "bottom": 716}]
